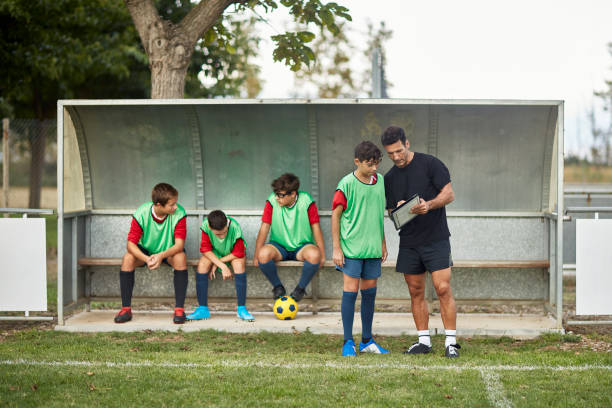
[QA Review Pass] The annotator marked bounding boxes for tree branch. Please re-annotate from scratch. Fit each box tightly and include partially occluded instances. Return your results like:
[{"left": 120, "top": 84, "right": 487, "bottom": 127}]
[
  {"left": 179, "top": 0, "right": 236, "bottom": 46},
  {"left": 124, "top": 0, "right": 161, "bottom": 54}
]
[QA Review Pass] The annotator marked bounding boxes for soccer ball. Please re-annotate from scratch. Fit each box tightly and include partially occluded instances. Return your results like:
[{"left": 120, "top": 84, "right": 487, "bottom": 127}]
[{"left": 273, "top": 296, "right": 298, "bottom": 320}]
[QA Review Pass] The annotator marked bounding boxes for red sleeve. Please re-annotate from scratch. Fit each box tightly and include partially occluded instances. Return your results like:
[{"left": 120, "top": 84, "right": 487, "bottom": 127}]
[
  {"left": 261, "top": 201, "right": 273, "bottom": 224},
  {"left": 127, "top": 218, "right": 143, "bottom": 244},
  {"left": 174, "top": 217, "right": 187, "bottom": 241},
  {"left": 307, "top": 202, "right": 320, "bottom": 224},
  {"left": 231, "top": 238, "right": 246, "bottom": 258},
  {"left": 200, "top": 231, "right": 213, "bottom": 253},
  {"left": 332, "top": 190, "right": 348, "bottom": 210}
]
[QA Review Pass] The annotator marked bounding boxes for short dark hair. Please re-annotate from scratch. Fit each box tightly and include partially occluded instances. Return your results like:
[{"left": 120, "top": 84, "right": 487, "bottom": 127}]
[
  {"left": 151, "top": 183, "right": 178, "bottom": 206},
  {"left": 271, "top": 173, "right": 300, "bottom": 194},
  {"left": 354, "top": 141, "right": 382, "bottom": 163},
  {"left": 207, "top": 210, "right": 227, "bottom": 231},
  {"left": 380, "top": 125, "right": 406, "bottom": 146}
]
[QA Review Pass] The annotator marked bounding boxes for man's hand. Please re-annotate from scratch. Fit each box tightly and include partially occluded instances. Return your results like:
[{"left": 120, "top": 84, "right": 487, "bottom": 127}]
[
  {"left": 396, "top": 200, "right": 406, "bottom": 207},
  {"left": 147, "top": 254, "right": 162, "bottom": 270},
  {"left": 221, "top": 264, "right": 233, "bottom": 280},
  {"left": 410, "top": 198, "right": 430, "bottom": 215},
  {"left": 333, "top": 247, "right": 345, "bottom": 268}
]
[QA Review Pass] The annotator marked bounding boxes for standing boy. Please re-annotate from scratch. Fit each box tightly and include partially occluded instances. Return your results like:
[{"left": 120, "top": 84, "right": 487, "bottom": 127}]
[
  {"left": 114, "top": 183, "right": 189, "bottom": 324},
  {"left": 187, "top": 210, "right": 254, "bottom": 322},
  {"left": 254, "top": 173, "right": 325, "bottom": 302},
  {"left": 332, "top": 141, "right": 389, "bottom": 357}
]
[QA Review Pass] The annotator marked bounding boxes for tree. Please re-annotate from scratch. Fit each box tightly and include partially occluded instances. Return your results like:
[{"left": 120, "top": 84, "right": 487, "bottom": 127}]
[
  {"left": 593, "top": 42, "right": 612, "bottom": 166},
  {"left": 125, "top": 0, "right": 351, "bottom": 98}
]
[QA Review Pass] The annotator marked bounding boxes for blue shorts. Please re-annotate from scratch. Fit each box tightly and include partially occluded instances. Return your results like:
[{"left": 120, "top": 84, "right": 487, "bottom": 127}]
[
  {"left": 269, "top": 241, "right": 312, "bottom": 261},
  {"left": 336, "top": 257, "right": 382, "bottom": 280},
  {"left": 396, "top": 239, "right": 453, "bottom": 275}
]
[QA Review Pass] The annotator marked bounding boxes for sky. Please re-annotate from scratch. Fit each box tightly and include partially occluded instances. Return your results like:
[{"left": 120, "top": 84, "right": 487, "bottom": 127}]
[{"left": 253, "top": 0, "right": 612, "bottom": 156}]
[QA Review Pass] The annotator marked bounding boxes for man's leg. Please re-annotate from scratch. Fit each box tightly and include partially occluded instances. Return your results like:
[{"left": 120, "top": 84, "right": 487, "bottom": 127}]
[
  {"left": 168, "top": 252, "right": 188, "bottom": 324},
  {"left": 187, "top": 256, "right": 213, "bottom": 320},
  {"left": 432, "top": 267, "right": 460, "bottom": 357},
  {"left": 293, "top": 244, "right": 321, "bottom": 301},
  {"left": 257, "top": 244, "right": 285, "bottom": 297},
  {"left": 233, "top": 258, "right": 254, "bottom": 321},
  {"left": 404, "top": 273, "right": 433, "bottom": 353},
  {"left": 114, "top": 253, "right": 145, "bottom": 323}
]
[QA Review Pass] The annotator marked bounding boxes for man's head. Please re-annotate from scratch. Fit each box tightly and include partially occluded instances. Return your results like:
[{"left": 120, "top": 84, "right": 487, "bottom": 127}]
[
  {"left": 271, "top": 173, "right": 299, "bottom": 207},
  {"left": 353, "top": 141, "right": 382, "bottom": 178},
  {"left": 381, "top": 125, "right": 411, "bottom": 168},
  {"left": 207, "top": 210, "right": 229, "bottom": 239},
  {"left": 152, "top": 183, "right": 178, "bottom": 215}
]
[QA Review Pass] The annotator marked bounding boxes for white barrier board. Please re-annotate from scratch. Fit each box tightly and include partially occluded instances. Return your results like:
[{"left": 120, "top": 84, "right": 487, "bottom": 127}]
[
  {"left": 0, "top": 218, "right": 47, "bottom": 311},
  {"left": 576, "top": 219, "right": 612, "bottom": 315}
]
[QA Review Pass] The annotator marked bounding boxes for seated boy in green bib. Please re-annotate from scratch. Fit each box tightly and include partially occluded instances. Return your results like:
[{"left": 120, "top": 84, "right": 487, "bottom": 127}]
[
  {"left": 114, "top": 183, "right": 189, "bottom": 324},
  {"left": 187, "top": 210, "right": 254, "bottom": 321},
  {"left": 254, "top": 173, "right": 325, "bottom": 302}
]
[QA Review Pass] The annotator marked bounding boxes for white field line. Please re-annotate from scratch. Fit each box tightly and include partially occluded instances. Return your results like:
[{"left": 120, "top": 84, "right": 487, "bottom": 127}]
[
  {"left": 1, "top": 359, "right": 612, "bottom": 371},
  {"left": 480, "top": 369, "right": 513, "bottom": 408}
]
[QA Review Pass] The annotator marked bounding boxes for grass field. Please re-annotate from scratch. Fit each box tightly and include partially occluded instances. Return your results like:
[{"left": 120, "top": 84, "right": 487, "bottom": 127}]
[{"left": 0, "top": 328, "right": 611, "bottom": 407}]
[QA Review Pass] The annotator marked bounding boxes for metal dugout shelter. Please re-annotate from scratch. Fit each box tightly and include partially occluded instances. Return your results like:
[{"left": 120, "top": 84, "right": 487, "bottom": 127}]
[{"left": 57, "top": 99, "right": 564, "bottom": 327}]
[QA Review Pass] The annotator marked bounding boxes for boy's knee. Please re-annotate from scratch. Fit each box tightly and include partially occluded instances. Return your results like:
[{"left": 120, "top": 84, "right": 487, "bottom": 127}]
[
  {"left": 121, "top": 253, "right": 138, "bottom": 270},
  {"left": 197, "top": 257, "right": 212, "bottom": 273},
  {"left": 232, "top": 257, "right": 246, "bottom": 273},
  {"left": 257, "top": 247, "right": 274, "bottom": 263},
  {"left": 304, "top": 247, "right": 321, "bottom": 264}
]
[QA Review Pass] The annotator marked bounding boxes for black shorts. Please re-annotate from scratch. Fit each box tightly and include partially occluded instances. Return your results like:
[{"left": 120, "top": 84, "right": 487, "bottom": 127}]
[
  {"left": 137, "top": 244, "right": 174, "bottom": 266},
  {"left": 396, "top": 239, "right": 453, "bottom": 275}
]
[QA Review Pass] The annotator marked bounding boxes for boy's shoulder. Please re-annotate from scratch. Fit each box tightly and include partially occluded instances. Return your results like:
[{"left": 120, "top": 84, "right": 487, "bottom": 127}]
[
  {"left": 133, "top": 201, "right": 153, "bottom": 218},
  {"left": 227, "top": 216, "right": 243, "bottom": 231}
]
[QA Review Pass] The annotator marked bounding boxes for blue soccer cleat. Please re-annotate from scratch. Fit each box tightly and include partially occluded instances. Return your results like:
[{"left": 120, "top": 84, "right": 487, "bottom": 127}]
[
  {"left": 342, "top": 339, "right": 357, "bottom": 357},
  {"left": 359, "top": 339, "right": 390, "bottom": 354},
  {"left": 187, "top": 306, "right": 210, "bottom": 320},
  {"left": 237, "top": 306, "right": 255, "bottom": 322}
]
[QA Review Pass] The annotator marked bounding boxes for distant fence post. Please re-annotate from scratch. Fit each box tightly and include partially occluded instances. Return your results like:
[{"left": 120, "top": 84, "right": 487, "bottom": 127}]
[{"left": 2, "top": 118, "right": 8, "bottom": 216}]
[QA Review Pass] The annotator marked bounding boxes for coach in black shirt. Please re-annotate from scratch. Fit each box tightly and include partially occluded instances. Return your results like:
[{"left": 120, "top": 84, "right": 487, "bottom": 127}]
[{"left": 381, "top": 125, "right": 460, "bottom": 358}]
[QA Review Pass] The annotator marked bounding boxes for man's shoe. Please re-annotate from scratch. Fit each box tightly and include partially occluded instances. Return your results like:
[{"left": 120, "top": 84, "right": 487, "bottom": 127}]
[
  {"left": 187, "top": 306, "right": 210, "bottom": 320},
  {"left": 445, "top": 344, "right": 461, "bottom": 358},
  {"left": 237, "top": 306, "right": 255, "bottom": 322},
  {"left": 173, "top": 307, "right": 186, "bottom": 324},
  {"left": 359, "top": 339, "right": 390, "bottom": 354},
  {"left": 290, "top": 286, "right": 306, "bottom": 302},
  {"left": 342, "top": 339, "right": 357, "bottom": 357},
  {"left": 403, "top": 342, "right": 433, "bottom": 354},
  {"left": 114, "top": 307, "right": 132, "bottom": 323},
  {"left": 272, "top": 284, "right": 286, "bottom": 299}
]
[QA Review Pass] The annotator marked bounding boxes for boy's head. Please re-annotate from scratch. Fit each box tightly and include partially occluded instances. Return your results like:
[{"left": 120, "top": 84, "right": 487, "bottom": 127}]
[
  {"left": 207, "top": 210, "right": 229, "bottom": 238},
  {"left": 152, "top": 183, "right": 178, "bottom": 215},
  {"left": 271, "top": 173, "right": 299, "bottom": 207},
  {"left": 353, "top": 141, "right": 382, "bottom": 178},
  {"left": 381, "top": 125, "right": 411, "bottom": 167}
]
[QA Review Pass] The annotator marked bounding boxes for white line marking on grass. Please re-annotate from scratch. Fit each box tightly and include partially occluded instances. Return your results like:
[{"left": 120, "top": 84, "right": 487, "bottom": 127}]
[
  {"left": 480, "top": 369, "right": 513, "bottom": 408},
  {"left": 1, "top": 359, "right": 612, "bottom": 371}
]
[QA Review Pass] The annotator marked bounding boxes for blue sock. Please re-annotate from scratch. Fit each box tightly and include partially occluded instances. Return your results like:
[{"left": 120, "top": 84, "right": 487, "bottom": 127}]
[
  {"left": 341, "top": 291, "right": 358, "bottom": 341},
  {"left": 235, "top": 273, "right": 247, "bottom": 307},
  {"left": 360, "top": 287, "right": 377, "bottom": 341},
  {"left": 195, "top": 273, "right": 209, "bottom": 306},
  {"left": 259, "top": 260, "right": 282, "bottom": 287},
  {"left": 297, "top": 260, "right": 319, "bottom": 290}
]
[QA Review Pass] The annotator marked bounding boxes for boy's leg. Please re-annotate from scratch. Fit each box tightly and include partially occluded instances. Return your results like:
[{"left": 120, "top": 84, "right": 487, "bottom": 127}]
[
  {"left": 341, "top": 271, "right": 360, "bottom": 356},
  {"left": 233, "top": 258, "right": 254, "bottom": 321},
  {"left": 257, "top": 243, "right": 285, "bottom": 297},
  {"left": 188, "top": 257, "right": 213, "bottom": 320},
  {"left": 293, "top": 244, "right": 322, "bottom": 301},
  {"left": 168, "top": 252, "right": 188, "bottom": 324},
  {"left": 115, "top": 252, "right": 145, "bottom": 323},
  {"left": 358, "top": 260, "right": 388, "bottom": 354}
]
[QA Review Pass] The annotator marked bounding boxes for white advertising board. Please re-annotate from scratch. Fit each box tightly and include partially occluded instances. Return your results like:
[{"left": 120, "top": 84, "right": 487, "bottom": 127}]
[
  {"left": 576, "top": 219, "right": 612, "bottom": 315},
  {"left": 0, "top": 218, "right": 47, "bottom": 311}
]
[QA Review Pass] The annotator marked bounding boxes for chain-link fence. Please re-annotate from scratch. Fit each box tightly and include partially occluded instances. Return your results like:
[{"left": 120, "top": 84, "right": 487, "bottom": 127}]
[{"left": 1, "top": 118, "right": 57, "bottom": 209}]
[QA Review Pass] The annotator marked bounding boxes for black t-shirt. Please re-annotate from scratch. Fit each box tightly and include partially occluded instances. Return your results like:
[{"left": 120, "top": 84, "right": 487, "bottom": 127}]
[{"left": 384, "top": 152, "right": 451, "bottom": 247}]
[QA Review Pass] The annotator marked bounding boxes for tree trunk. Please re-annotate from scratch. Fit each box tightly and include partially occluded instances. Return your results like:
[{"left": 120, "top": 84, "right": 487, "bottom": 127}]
[{"left": 28, "top": 121, "right": 45, "bottom": 209}]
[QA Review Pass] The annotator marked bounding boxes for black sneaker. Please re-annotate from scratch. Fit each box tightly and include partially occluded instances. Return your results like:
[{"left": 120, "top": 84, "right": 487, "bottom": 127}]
[
  {"left": 114, "top": 307, "right": 132, "bottom": 323},
  {"left": 272, "top": 285, "right": 286, "bottom": 299},
  {"left": 173, "top": 308, "right": 186, "bottom": 324},
  {"left": 445, "top": 344, "right": 461, "bottom": 358},
  {"left": 290, "top": 286, "right": 306, "bottom": 302},
  {"left": 403, "top": 342, "right": 433, "bottom": 354}
]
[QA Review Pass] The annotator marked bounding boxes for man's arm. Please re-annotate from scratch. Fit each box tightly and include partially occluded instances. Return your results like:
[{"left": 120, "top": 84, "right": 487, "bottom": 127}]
[
  {"left": 311, "top": 222, "right": 326, "bottom": 267},
  {"left": 411, "top": 182, "right": 454, "bottom": 215},
  {"left": 253, "top": 222, "right": 271, "bottom": 267},
  {"left": 331, "top": 205, "right": 345, "bottom": 267}
]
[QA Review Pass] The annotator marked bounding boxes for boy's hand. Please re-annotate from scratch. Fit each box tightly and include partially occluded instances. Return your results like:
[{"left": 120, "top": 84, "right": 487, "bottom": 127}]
[
  {"left": 381, "top": 242, "right": 388, "bottom": 263},
  {"left": 333, "top": 247, "right": 345, "bottom": 268},
  {"left": 253, "top": 251, "right": 260, "bottom": 267},
  {"left": 209, "top": 269, "right": 216, "bottom": 280},
  {"left": 147, "top": 254, "right": 162, "bottom": 270},
  {"left": 410, "top": 198, "right": 430, "bottom": 214},
  {"left": 221, "top": 265, "right": 233, "bottom": 280}
]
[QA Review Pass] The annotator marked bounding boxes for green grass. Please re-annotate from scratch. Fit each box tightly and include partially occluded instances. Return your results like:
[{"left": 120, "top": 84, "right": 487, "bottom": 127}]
[{"left": 0, "top": 330, "right": 610, "bottom": 407}]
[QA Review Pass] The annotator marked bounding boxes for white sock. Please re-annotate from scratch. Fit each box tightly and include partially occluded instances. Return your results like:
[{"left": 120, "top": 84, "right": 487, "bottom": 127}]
[
  {"left": 445, "top": 329, "right": 457, "bottom": 347},
  {"left": 417, "top": 330, "right": 431, "bottom": 347}
]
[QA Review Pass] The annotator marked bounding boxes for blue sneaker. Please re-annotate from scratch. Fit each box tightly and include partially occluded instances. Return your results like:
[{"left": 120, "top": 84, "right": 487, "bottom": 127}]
[
  {"left": 237, "top": 306, "right": 255, "bottom": 322},
  {"left": 342, "top": 339, "right": 357, "bottom": 357},
  {"left": 186, "top": 306, "right": 210, "bottom": 320},
  {"left": 359, "top": 339, "right": 390, "bottom": 354}
]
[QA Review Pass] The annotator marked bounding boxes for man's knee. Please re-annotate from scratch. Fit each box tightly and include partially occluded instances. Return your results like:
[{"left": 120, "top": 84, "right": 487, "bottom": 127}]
[{"left": 434, "top": 280, "right": 452, "bottom": 299}]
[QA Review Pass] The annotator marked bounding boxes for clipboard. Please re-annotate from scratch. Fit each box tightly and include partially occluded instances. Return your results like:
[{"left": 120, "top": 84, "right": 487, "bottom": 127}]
[{"left": 390, "top": 194, "right": 420, "bottom": 230}]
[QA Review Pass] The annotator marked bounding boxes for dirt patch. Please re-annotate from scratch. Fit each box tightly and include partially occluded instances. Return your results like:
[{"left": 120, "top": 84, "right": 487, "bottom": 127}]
[{"left": 540, "top": 334, "right": 612, "bottom": 353}]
